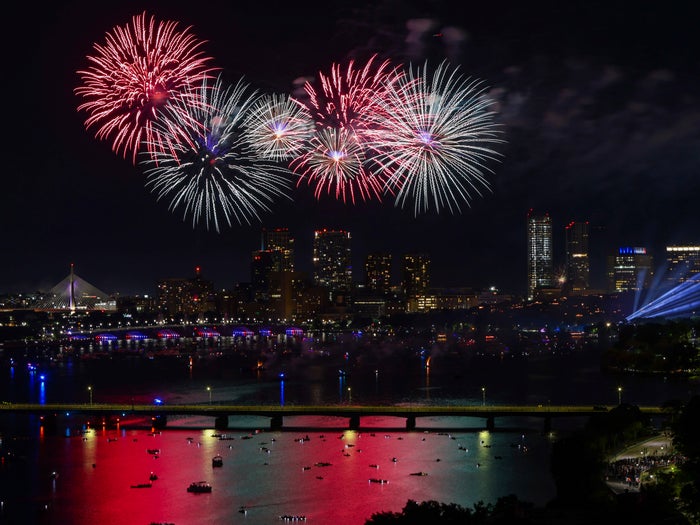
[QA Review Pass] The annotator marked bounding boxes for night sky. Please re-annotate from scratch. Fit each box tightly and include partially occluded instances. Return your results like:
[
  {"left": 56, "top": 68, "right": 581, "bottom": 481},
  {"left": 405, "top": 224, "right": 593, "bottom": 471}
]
[{"left": 3, "top": 0, "right": 699, "bottom": 296}]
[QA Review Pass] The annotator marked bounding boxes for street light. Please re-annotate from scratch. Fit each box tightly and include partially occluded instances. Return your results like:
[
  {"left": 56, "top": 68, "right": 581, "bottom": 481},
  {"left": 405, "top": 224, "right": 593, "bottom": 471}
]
[
  {"left": 207, "top": 386, "right": 212, "bottom": 405},
  {"left": 87, "top": 385, "right": 93, "bottom": 405},
  {"left": 481, "top": 386, "right": 486, "bottom": 406},
  {"left": 617, "top": 386, "right": 622, "bottom": 405}
]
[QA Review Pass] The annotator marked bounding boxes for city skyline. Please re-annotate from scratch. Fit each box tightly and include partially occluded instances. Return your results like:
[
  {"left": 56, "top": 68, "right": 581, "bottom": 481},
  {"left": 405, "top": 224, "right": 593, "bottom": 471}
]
[
  {"left": 2, "top": 0, "right": 699, "bottom": 296},
  {"left": 7, "top": 225, "right": 697, "bottom": 301}
]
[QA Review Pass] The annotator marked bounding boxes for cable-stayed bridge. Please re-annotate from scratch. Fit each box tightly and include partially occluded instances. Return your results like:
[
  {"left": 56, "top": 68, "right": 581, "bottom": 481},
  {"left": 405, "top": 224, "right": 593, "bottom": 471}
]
[{"left": 31, "top": 263, "right": 116, "bottom": 312}]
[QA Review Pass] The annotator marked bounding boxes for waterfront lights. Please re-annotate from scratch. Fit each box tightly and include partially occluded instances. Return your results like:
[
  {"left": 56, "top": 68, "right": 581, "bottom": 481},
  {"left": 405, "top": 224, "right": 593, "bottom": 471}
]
[
  {"left": 618, "top": 386, "right": 623, "bottom": 405},
  {"left": 87, "top": 385, "right": 93, "bottom": 405},
  {"left": 482, "top": 386, "right": 486, "bottom": 406},
  {"left": 207, "top": 386, "right": 212, "bottom": 404}
]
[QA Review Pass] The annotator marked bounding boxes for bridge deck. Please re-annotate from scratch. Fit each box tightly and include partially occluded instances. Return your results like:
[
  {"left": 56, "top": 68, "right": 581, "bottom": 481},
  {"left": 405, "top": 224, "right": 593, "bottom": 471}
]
[{"left": 0, "top": 402, "right": 664, "bottom": 418}]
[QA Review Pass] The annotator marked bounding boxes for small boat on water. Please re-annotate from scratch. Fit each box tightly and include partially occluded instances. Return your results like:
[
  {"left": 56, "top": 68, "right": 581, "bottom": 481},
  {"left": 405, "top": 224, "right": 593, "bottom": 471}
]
[
  {"left": 212, "top": 455, "right": 223, "bottom": 467},
  {"left": 131, "top": 482, "right": 152, "bottom": 488},
  {"left": 187, "top": 481, "right": 212, "bottom": 493},
  {"left": 147, "top": 448, "right": 160, "bottom": 455},
  {"left": 279, "top": 514, "right": 306, "bottom": 521},
  {"left": 369, "top": 478, "right": 389, "bottom": 484},
  {"left": 410, "top": 472, "right": 429, "bottom": 476},
  {"left": 149, "top": 472, "right": 158, "bottom": 481}
]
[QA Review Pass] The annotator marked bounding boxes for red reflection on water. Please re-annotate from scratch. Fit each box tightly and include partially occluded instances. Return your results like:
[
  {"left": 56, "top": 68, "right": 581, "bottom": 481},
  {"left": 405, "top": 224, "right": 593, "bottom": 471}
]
[{"left": 30, "top": 417, "right": 554, "bottom": 525}]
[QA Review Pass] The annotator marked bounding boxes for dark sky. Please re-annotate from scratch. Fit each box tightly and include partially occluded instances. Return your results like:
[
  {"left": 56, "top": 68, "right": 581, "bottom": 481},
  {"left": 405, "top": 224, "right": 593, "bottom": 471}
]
[{"left": 2, "top": 0, "right": 699, "bottom": 296}]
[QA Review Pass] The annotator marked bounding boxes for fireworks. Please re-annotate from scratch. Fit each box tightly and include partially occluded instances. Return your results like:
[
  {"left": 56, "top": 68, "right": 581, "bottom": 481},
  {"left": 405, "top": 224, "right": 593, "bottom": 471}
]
[
  {"left": 140, "top": 75, "right": 293, "bottom": 231},
  {"left": 75, "top": 11, "right": 217, "bottom": 163},
  {"left": 290, "top": 127, "right": 385, "bottom": 204},
  {"left": 370, "top": 61, "right": 504, "bottom": 215},
  {"left": 242, "top": 93, "right": 315, "bottom": 162},
  {"left": 75, "top": 11, "right": 506, "bottom": 222},
  {"left": 303, "top": 54, "right": 399, "bottom": 133},
  {"left": 291, "top": 55, "right": 400, "bottom": 203}
]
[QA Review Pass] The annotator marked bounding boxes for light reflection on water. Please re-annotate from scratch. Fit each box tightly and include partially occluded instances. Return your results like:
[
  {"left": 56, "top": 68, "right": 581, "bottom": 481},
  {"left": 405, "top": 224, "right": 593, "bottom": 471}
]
[
  {"left": 1, "top": 348, "right": 695, "bottom": 524},
  {"left": 22, "top": 417, "right": 556, "bottom": 525}
]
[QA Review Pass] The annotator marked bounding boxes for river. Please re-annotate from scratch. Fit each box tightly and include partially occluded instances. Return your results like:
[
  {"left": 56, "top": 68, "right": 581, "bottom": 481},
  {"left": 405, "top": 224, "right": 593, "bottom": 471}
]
[{"left": 0, "top": 341, "right": 696, "bottom": 525}]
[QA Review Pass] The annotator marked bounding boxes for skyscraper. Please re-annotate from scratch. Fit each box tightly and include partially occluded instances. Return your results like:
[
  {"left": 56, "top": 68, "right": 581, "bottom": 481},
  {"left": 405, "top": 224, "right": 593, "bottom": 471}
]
[
  {"left": 665, "top": 245, "right": 700, "bottom": 285},
  {"left": 527, "top": 211, "right": 553, "bottom": 300},
  {"left": 607, "top": 247, "right": 653, "bottom": 293},
  {"left": 565, "top": 221, "right": 590, "bottom": 293},
  {"left": 251, "top": 250, "right": 275, "bottom": 301},
  {"left": 402, "top": 253, "right": 430, "bottom": 297},
  {"left": 313, "top": 229, "right": 352, "bottom": 295},
  {"left": 263, "top": 227, "right": 295, "bottom": 272},
  {"left": 365, "top": 252, "right": 392, "bottom": 294}
]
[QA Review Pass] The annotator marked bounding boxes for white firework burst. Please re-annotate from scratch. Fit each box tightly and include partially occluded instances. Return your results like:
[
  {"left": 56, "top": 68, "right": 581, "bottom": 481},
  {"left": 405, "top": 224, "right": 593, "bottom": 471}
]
[
  {"left": 370, "top": 61, "right": 505, "bottom": 215},
  {"left": 241, "top": 92, "right": 315, "bottom": 162},
  {"left": 140, "top": 75, "right": 293, "bottom": 231}
]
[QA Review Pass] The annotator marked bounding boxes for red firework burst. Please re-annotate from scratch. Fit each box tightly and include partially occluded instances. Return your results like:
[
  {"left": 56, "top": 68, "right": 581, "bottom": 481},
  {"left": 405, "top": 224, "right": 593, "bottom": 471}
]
[
  {"left": 292, "top": 55, "right": 400, "bottom": 203},
  {"left": 75, "top": 11, "right": 218, "bottom": 163},
  {"left": 290, "top": 127, "right": 388, "bottom": 204},
  {"left": 303, "top": 54, "right": 401, "bottom": 136}
]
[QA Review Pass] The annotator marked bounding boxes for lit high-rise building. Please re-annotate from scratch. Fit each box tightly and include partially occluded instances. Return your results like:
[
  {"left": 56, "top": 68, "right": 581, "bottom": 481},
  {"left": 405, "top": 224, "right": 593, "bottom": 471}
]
[
  {"left": 157, "top": 266, "right": 214, "bottom": 316},
  {"left": 313, "top": 229, "right": 352, "bottom": 294},
  {"left": 665, "top": 245, "right": 700, "bottom": 285},
  {"left": 527, "top": 211, "right": 553, "bottom": 300},
  {"left": 565, "top": 221, "right": 590, "bottom": 293},
  {"left": 251, "top": 250, "right": 275, "bottom": 301},
  {"left": 365, "top": 253, "right": 392, "bottom": 294},
  {"left": 607, "top": 247, "right": 653, "bottom": 293},
  {"left": 263, "top": 227, "right": 295, "bottom": 272},
  {"left": 402, "top": 253, "right": 430, "bottom": 297}
]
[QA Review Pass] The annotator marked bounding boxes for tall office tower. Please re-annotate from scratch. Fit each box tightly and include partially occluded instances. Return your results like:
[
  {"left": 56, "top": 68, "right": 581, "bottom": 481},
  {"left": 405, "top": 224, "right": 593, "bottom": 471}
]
[
  {"left": 264, "top": 227, "right": 295, "bottom": 272},
  {"left": 607, "top": 247, "right": 654, "bottom": 293},
  {"left": 365, "top": 252, "right": 392, "bottom": 294},
  {"left": 251, "top": 250, "right": 275, "bottom": 301},
  {"left": 527, "top": 211, "right": 553, "bottom": 300},
  {"left": 665, "top": 245, "right": 700, "bottom": 285},
  {"left": 313, "top": 229, "right": 352, "bottom": 293},
  {"left": 564, "top": 221, "right": 590, "bottom": 293},
  {"left": 402, "top": 253, "right": 431, "bottom": 297}
]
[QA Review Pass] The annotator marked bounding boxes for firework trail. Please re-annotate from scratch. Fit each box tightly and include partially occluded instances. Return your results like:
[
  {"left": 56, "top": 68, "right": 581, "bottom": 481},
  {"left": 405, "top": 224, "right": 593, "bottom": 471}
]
[
  {"left": 242, "top": 93, "right": 315, "bottom": 162},
  {"left": 75, "top": 11, "right": 218, "bottom": 164},
  {"left": 290, "top": 127, "right": 385, "bottom": 203},
  {"left": 370, "top": 61, "right": 504, "bottom": 215},
  {"left": 140, "top": 75, "right": 293, "bottom": 232},
  {"left": 292, "top": 55, "right": 402, "bottom": 203}
]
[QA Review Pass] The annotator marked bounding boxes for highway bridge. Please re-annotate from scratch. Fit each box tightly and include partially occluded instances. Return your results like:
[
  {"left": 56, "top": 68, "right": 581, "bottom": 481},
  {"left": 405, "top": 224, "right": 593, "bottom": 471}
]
[{"left": 0, "top": 402, "right": 665, "bottom": 432}]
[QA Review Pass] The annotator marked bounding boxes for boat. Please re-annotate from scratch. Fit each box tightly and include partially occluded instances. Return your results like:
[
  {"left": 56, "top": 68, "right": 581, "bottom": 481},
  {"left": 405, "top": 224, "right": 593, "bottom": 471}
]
[
  {"left": 410, "top": 471, "right": 429, "bottom": 476},
  {"left": 279, "top": 514, "right": 306, "bottom": 521},
  {"left": 369, "top": 478, "right": 389, "bottom": 484},
  {"left": 212, "top": 455, "right": 223, "bottom": 467},
  {"left": 147, "top": 448, "right": 160, "bottom": 455},
  {"left": 131, "top": 482, "right": 152, "bottom": 488},
  {"left": 149, "top": 472, "right": 158, "bottom": 481},
  {"left": 186, "top": 481, "right": 212, "bottom": 493}
]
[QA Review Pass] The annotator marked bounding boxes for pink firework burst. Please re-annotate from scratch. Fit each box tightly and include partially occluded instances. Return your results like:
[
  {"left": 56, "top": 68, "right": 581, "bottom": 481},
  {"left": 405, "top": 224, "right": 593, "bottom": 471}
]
[
  {"left": 75, "top": 11, "right": 218, "bottom": 164},
  {"left": 290, "top": 127, "right": 386, "bottom": 204},
  {"left": 303, "top": 54, "right": 399, "bottom": 135},
  {"left": 292, "top": 55, "right": 401, "bottom": 203}
]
